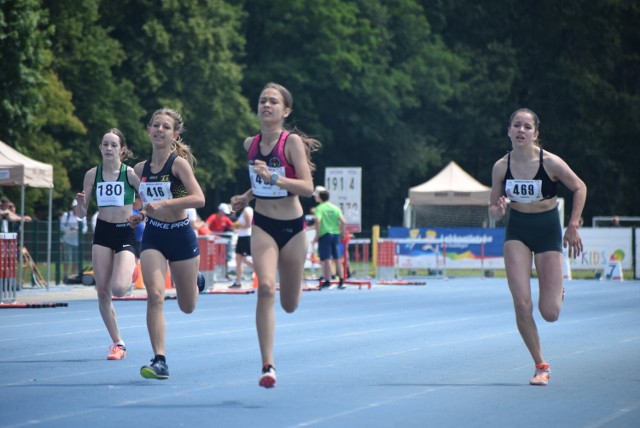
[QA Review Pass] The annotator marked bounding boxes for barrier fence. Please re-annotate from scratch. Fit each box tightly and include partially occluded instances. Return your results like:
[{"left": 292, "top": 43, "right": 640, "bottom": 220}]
[
  {"left": 1, "top": 233, "right": 18, "bottom": 302},
  {"left": 5, "top": 221, "right": 638, "bottom": 294},
  {"left": 198, "top": 236, "right": 229, "bottom": 287},
  {"left": 376, "top": 237, "right": 492, "bottom": 280},
  {"left": 347, "top": 238, "right": 371, "bottom": 280}
]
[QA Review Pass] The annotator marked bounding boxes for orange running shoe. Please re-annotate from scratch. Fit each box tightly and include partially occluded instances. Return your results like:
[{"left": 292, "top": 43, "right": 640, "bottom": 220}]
[
  {"left": 259, "top": 363, "right": 276, "bottom": 388},
  {"left": 107, "top": 344, "right": 126, "bottom": 360},
  {"left": 530, "top": 363, "right": 550, "bottom": 386}
]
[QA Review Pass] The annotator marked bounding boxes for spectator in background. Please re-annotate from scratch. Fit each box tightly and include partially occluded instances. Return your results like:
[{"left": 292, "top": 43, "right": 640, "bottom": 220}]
[
  {"left": 1, "top": 199, "right": 33, "bottom": 233},
  {"left": 206, "top": 203, "right": 234, "bottom": 271},
  {"left": 206, "top": 203, "right": 234, "bottom": 234},
  {"left": 7, "top": 202, "right": 32, "bottom": 221},
  {"left": 305, "top": 206, "right": 316, "bottom": 227},
  {"left": 229, "top": 205, "right": 254, "bottom": 289},
  {"left": 60, "top": 200, "right": 88, "bottom": 279},
  {"left": 611, "top": 216, "right": 620, "bottom": 227},
  {"left": 1, "top": 197, "right": 22, "bottom": 232},
  {"left": 313, "top": 186, "right": 347, "bottom": 289},
  {"left": 187, "top": 207, "right": 211, "bottom": 236}
]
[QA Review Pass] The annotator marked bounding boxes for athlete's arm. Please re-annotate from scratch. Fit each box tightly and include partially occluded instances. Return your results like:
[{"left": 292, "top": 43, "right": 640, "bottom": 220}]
[
  {"left": 488, "top": 158, "right": 508, "bottom": 220},
  {"left": 547, "top": 154, "right": 587, "bottom": 257},
  {"left": 126, "top": 166, "right": 141, "bottom": 194},
  {"left": 76, "top": 167, "right": 97, "bottom": 219}
]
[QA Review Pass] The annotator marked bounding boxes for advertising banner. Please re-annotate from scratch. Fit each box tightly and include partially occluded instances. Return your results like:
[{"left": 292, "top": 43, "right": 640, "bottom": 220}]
[
  {"left": 569, "top": 228, "right": 632, "bottom": 270},
  {"left": 386, "top": 227, "right": 634, "bottom": 272},
  {"left": 387, "top": 227, "right": 505, "bottom": 269}
]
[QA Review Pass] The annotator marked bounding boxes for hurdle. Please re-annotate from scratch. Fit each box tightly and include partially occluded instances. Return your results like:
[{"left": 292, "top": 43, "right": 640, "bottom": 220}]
[
  {"left": 1, "top": 233, "right": 18, "bottom": 303},
  {"left": 374, "top": 236, "right": 493, "bottom": 282}
]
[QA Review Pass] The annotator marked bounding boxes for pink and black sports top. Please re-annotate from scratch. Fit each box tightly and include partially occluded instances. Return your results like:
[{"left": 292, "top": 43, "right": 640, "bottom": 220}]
[
  {"left": 248, "top": 131, "right": 297, "bottom": 199},
  {"left": 503, "top": 149, "right": 558, "bottom": 203}
]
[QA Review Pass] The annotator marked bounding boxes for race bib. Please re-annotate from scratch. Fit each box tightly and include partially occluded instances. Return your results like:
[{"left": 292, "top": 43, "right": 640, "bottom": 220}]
[
  {"left": 250, "top": 165, "right": 287, "bottom": 197},
  {"left": 505, "top": 179, "right": 543, "bottom": 203},
  {"left": 139, "top": 181, "right": 173, "bottom": 204},
  {"left": 96, "top": 181, "right": 125, "bottom": 207}
]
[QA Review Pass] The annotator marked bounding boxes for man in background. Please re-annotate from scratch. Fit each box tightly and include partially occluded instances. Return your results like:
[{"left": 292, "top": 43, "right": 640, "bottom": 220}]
[
  {"left": 60, "top": 200, "right": 88, "bottom": 280},
  {"left": 206, "top": 203, "right": 235, "bottom": 277},
  {"left": 313, "top": 186, "right": 347, "bottom": 289}
]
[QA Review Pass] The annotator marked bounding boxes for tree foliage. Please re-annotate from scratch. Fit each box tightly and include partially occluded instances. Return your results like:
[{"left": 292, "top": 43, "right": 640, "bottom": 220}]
[
  {"left": 1, "top": 0, "right": 638, "bottom": 227},
  {"left": 100, "top": 0, "right": 256, "bottom": 213}
]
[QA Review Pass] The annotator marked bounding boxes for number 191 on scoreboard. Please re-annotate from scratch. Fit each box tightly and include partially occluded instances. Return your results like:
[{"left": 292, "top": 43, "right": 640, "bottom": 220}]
[{"left": 324, "top": 167, "right": 362, "bottom": 233}]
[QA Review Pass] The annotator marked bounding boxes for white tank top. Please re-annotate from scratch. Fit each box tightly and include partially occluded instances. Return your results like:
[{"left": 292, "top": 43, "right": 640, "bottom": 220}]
[{"left": 237, "top": 206, "right": 252, "bottom": 237}]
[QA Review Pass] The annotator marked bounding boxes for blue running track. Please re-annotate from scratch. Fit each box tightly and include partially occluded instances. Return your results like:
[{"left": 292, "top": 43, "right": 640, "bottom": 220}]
[{"left": 1, "top": 279, "right": 639, "bottom": 428}]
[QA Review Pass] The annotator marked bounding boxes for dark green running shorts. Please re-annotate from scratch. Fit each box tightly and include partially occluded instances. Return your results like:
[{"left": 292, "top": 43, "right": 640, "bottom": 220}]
[{"left": 505, "top": 206, "right": 562, "bottom": 253}]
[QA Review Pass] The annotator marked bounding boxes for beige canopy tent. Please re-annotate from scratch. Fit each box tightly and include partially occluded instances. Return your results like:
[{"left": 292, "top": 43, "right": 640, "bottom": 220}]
[
  {"left": 404, "top": 161, "right": 492, "bottom": 227},
  {"left": 408, "top": 161, "right": 491, "bottom": 206},
  {"left": 0, "top": 140, "right": 54, "bottom": 291}
]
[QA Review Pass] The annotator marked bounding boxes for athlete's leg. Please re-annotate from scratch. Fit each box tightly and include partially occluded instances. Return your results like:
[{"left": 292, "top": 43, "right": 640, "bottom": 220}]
[
  {"left": 235, "top": 252, "right": 244, "bottom": 284},
  {"left": 93, "top": 245, "right": 121, "bottom": 343},
  {"left": 534, "top": 251, "right": 564, "bottom": 322},
  {"left": 140, "top": 249, "right": 168, "bottom": 356},
  {"left": 169, "top": 256, "right": 200, "bottom": 314},
  {"left": 504, "top": 240, "right": 544, "bottom": 364},
  {"left": 278, "top": 230, "right": 307, "bottom": 313},
  {"left": 252, "top": 226, "right": 279, "bottom": 365},
  {"left": 111, "top": 249, "right": 136, "bottom": 297},
  {"left": 332, "top": 235, "right": 344, "bottom": 280}
]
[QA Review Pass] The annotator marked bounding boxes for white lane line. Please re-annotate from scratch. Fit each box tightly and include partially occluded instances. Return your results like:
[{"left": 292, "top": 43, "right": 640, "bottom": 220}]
[
  {"left": 287, "top": 386, "right": 440, "bottom": 428},
  {"left": 583, "top": 402, "right": 640, "bottom": 428}
]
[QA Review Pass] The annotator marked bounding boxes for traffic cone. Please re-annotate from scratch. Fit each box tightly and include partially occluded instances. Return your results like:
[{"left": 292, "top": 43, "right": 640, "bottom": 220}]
[
  {"left": 165, "top": 267, "right": 173, "bottom": 289},
  {"left": 133, "top": 261, "right": 145, "bottom": 289}
]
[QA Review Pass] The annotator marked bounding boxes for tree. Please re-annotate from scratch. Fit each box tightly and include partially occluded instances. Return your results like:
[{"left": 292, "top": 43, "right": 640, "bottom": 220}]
[
  {"left": 242, "top": 0, "right": 464, "bottom": 229},
  {"left": 0, "top": 0, "right": 50, "bottom": 144},
  {"left": 44, "top": 0, "right": 144, "bottom": 210},
  {"left": 0, "top": 0, "right": 86, "bottom": 217},
  {"left": 100, "top": 0, "right": 256, "bottom": 213}
]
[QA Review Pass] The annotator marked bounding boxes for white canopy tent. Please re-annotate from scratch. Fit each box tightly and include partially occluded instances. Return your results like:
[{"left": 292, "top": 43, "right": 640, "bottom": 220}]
[
  {"left": 0, "top": 140, "right": 54, "bottom": 288},
  {"left": 408, "top": 161, "right": 491, "bottom": 206},
  {"left": 404, "top": 161, "right": 492, "bottom": 228}
]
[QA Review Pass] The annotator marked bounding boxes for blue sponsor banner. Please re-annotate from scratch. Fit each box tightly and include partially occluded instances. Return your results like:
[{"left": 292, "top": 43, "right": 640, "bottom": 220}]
[{"left": 387, "top": 227, "right": 505, "bottom": 269}]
